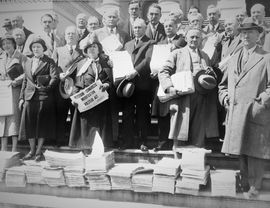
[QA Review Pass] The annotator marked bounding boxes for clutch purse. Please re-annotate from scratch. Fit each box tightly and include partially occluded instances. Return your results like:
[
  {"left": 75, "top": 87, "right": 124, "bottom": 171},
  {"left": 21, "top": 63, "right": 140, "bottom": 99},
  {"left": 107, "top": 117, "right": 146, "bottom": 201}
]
[
  {"left": 6, "top": 63, "right": 24, "bottom": 80},
  {"left": 36, "top": 75, "right": 51, "bottom": 86}
]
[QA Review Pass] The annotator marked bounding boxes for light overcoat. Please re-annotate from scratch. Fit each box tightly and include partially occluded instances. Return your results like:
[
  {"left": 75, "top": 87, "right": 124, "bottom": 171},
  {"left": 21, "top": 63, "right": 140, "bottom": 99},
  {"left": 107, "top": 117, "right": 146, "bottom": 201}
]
[{"left": 219, "top": 46, "right": 270, "bottom": 159}]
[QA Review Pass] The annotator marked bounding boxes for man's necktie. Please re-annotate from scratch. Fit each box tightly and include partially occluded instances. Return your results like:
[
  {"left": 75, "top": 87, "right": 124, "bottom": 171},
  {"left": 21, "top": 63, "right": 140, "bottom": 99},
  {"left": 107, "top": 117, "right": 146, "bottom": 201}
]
[
  {"left": 135, "top": 38, "right": 139, "bottom": 47},
  {"left": 69, "top": 45, "right": 73, "bottom": 55},
  {"left": 168, "top": 38, "right": 172, "bottom": 44}
]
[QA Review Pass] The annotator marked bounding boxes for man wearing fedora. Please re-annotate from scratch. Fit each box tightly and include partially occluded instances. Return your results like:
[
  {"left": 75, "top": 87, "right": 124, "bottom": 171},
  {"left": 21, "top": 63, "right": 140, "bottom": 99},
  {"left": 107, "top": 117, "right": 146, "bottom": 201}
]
[
  {"left": 159, "top": 27, "right": 219, "bottom": 151},
  {"left": 120, "top": 18, "right": 155, "bottom": 151},
  {"left": 219, "top": 18, "right": 270, "bottom": 198}
]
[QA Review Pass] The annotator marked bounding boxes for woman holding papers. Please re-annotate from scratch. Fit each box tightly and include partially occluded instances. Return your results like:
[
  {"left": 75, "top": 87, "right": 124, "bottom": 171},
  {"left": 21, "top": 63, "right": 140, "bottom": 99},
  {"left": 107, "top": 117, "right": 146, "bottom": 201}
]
[
  {"left": 68, "top": 38, "right": 113, "bottom": 154},
  {"left": 19, "top": 37, "right": 59, "bottom": 161},
  {"left": 0, "top": 34, "right": 27, "bottom": 152}
]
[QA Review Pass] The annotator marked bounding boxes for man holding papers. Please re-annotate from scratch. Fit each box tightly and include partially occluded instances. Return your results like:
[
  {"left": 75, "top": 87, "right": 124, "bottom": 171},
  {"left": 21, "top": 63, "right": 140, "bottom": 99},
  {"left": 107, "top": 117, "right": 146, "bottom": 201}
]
[
  {"left": 121, "top": 19, "right": 155, "bottom": 151},
  {"left": 159, "top": 27, "right": 219, "bottom": 151}
]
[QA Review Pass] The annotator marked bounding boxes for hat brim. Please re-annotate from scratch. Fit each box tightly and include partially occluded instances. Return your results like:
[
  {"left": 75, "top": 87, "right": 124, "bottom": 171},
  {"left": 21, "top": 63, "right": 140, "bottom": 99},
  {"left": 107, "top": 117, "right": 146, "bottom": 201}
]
[
  {"left": 237, "top": 26, "right": 263, "bottom": 33},
  {"left": 116, "top": 78, "right": 135, "bottom": 98},
  {"left": 29, "top": 41, "right": 47, "bottom": 52},
  {"left": 194, "top": 70, "right": 216, "bottom": 94},
  {"left": 59, "top": 77, "right": 74, "bottom": 99}
]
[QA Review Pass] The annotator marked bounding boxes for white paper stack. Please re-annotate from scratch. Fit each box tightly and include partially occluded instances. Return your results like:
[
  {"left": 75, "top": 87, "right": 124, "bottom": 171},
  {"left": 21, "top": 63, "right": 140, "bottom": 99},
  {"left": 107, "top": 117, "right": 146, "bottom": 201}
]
[
  {"left": 41, "top": 167, "right": 66, "bottom": 187},
  {"left": 0, "top": 151, "right": 21, "bottom": 181},
  {"left": 43, "top": 150, "right": 85, "bottom": 168},
  {"left": 152, "top": 158, "right": 181, "bottom": 194},
  {"left": 150, "top": 44, "right": 171, "bottom": 74},
  {"left": 64, "top": 166, "right": 86, "bottom": 187},
  {"left": 5, "top": 165, "right": 26, "bottom": 187},
  {"left": 108, "top": 163, "right": 144, "bottom": 190},
  {"left": 85, "top": 170, "right": 111, "bottom": 191},
  {"left": 85, "top": 151, "right": 115, "bottom": 172},
  {"left": 24, "top": 161, "right": 47, "bottom": 185},
  {"left": 131, "top": 164, "right": 154, "bottom": 193},
  {"left": 211, "top": 169, "right": 237, "bottom": 197},
  {"left": 175, "top": 148, "right": 210, "bottom": 195}
]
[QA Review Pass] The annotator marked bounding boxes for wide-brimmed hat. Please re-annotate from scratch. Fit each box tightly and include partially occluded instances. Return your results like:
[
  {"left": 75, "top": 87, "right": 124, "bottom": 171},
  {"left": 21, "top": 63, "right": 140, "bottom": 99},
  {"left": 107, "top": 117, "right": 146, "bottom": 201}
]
[
  {"left": 116, "top": 79, "right": 135, "bottom": 98},
  {"left": 237, "top": 17, "right": 263, "bottom": 33},
  {"left": 0, "top": 34, "right": 16, "bottom": 49},
  {"left": 80, "top": 36, "right": 102, "bottom": 55},
  {"left": 29, "top": 36, "right": 47, "bottom": 52},
  {"left": 59, "top": 77, "right": 75, "bottom": 99},
  {"left": 194, "top": 70, "right": 217, "bottom": 94}
]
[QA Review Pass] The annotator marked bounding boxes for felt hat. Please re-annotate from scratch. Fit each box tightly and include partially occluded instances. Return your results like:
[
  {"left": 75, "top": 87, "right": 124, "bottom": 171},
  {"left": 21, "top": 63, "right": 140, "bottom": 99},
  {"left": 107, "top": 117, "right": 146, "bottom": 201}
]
[
  {"left": 194, "top": 70, "right": 217, "bottom": 94},
  {"left": 81, "top": 36, "right": 103, "bottom": 55},
  {"left": 116, "top": 79, "right": 135, "bottom": 98},
  {"left": 0, "top": 34, "right": 16, "bottom": 49},
  {"left": 29, "top": 36, "right": 47, "bottom": 52},
  {"left": 237, "top": 17, "right": 263, "bottom": 33},
  {"left": 59, "top": 77, "right": 75, "bottom": 99}
]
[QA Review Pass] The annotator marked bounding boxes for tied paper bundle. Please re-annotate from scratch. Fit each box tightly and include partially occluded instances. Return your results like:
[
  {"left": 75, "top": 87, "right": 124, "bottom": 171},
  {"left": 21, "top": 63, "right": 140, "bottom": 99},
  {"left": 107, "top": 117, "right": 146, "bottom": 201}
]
[
  {"left": 85, "top": 151, "right": 115, "bottom": 172},
  {"left": 108, "top": 163, "right": 144, "bottom": 190},
  {"left": 152, "top": 174, "right": 176, "bottom": 194},
  {"left": 85, "top": 170, "right": 111, "bottom": 191},
  {"left": 64, "top": 166, "right": 86, "bottom": 188},
  {"left": 0, "top": 151, "right": 21, "bottom": 181},
  {"left": 211, "top": 169, "right": 237, "bottom": 197},
  {"left": 41, "top": 167, "right": 66, "bottom": 187},
  {"left": 43, "top": 150, "right": 85, "bottom": 168},
  {"left": 131, "top": 164, "right": 154, "bottom": 193},
  {"left": 5, "top": 166, "right": 26, "bottom": 187},
  {"left": 24, "top": 160, "right": 47, "bottom": 185}
]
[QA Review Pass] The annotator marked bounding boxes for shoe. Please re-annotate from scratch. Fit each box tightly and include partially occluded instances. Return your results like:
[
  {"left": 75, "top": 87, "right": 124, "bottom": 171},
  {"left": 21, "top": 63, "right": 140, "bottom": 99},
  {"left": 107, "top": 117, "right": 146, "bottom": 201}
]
[
  {"left": 153, "top": 141, "right": 167, "bottom": 152},
  {"left": 140, "top": 144, "right": 148, "bottom": 152},
  {"left": 35, "top": 153, "right": 44, "bottom": 162},
  {"left": 243, "top": 186, "right": 259, "bottom": 199},
  {"left": 22, "top": 152, "right": 35, "bottom": 160}
]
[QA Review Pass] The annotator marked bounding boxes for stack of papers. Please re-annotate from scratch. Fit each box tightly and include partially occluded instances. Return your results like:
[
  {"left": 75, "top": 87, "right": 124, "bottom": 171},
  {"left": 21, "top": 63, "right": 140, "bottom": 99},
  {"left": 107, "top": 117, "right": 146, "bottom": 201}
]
[
  {"left": 41, "top": 167, "right": 66, "bottom": 187},
  {"left": 85, "top": 151, "right": 115, "bottom": 172},
  {"left": 24, "top": 161, "right": 47, "bottom": 184},
  {"left": 176, "top": 148, "right": 210, "bottom": 195},
  {"left": 108, "top": 163, "right": 144, "bottom": 190},
  {"left": 152, "top": 158, "right": 181, "bottom": 194},
  {"left": 5, "top": 165, "right": 26, "bottom": 187},
  {"left": 64, "top": 166, "right": 86, "bottom": 187},
  {"left": 211, "top": 169, "right": 237, "bottom": 197},
  {"left": 0, "top": 151, "right": 21, "bottom": 181},
  {"left": 85, "top": 170, "right": 111, "bottom": 190},
  {"left": 44, "top": 150, "right": 85, "bottom": 168},
  {"left": 150, "top": 44, "right": 171, "bottom": 74},
  {"left": 131, "top": 165, "right": 154, "bottom": 193}
]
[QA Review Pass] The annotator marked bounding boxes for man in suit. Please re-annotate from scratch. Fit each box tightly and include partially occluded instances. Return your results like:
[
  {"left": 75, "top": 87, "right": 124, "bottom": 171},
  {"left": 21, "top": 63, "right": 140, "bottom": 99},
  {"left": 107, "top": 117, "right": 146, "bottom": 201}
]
[
  {"left": 51, "top": 12, "right": 65, "bottom": 47},
  {"left": 159, "top": 27, "right": 219, "bottom": 151},
  {"left": 145, "top": 3, "right": 166, "bottom": 43},
  {"left": 52, "top": 25, "right": 82, "bottom": 146},
  {"left": 91, "top": 9, "right": 130, "bottom": 145},
  {"left": 122, "top": 0, "right": 141, "bottom": 40},
  {"left": 76, "top": 13, "right": 89, "bottom": 44},
  {"left": 235, "top": 8, "right": 247, "bottom": 25},
  {"left": 23, "top": 13, "right": 63, "bottom": 57},
  {"left": 11, "top": 15, "right": 33, "bottom": 41},
  {"left": 12, "top": 28, "right": 26, "bottom": 53},
  {"left": 219, "top": 18, "right": 270, "bottom": 198},
  {"left": 121, "top": 18, "right": 154, "bottom": 151}
]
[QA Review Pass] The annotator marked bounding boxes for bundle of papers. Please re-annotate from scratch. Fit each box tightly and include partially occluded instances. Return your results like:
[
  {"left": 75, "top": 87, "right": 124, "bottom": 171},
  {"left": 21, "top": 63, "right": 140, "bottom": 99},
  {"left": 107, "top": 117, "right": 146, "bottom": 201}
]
[
  {"left": 85, "top": 170, "right": 111, "bottom": 191},
  {"left": 131, "top": 166, "right": 154, "bottom": 193},
  {"left": 5, "top": 165, "right": 26, "bottom": 187},
  {"left": 24, "top": 161, "right": 47, "bottom": 184},
  {"left": 41, "top": 167, "right": 66, "bottom": 187},
  {"left": 152, "top": 174, "right": 176, "bottom": 194},
  {"left": 85, "top": 151, "right": 115, "bottom": 172},
  {"left": 64, "top": 166, "right": 86, "bottom": 187},
  {"left": 100, "top": 34, "right": 123, "bottom": 55},
  {"left": 108, "top": 163, "right": 144, "bottom": 190},
  {"left": 0, "top": 151, "right": 21, "bottom": 181},
  {"left": 181, "top": 148, "right": 210, "bottom": 171},
  {"left": 180, "top": 165, "right": 210, "bottom": 185},
  {"left": 153, "top": 157, "right": 181, "bottom": 177},
  {"left": 43, "top": 150, "right": 85, "bottom": 168},
  {"left": 150, "top": 44, "right": 171, "bottom": 74},
  {"left": 211, "top": 169, "right": 237, "bottom": 197}
]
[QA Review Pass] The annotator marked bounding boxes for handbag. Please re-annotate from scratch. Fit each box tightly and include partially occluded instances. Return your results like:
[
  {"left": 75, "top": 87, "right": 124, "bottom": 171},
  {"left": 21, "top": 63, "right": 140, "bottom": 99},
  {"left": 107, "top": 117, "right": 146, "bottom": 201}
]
[{"left": 6, "top": 63, "right": 24, "bottom": 80}]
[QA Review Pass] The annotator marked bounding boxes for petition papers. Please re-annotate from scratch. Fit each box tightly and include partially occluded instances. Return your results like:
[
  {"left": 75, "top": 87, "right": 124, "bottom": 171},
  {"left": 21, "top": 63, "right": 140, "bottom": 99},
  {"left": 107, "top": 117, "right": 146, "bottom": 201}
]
[{"left": 70, "top": 80, "right": 108, "bottom": 113}]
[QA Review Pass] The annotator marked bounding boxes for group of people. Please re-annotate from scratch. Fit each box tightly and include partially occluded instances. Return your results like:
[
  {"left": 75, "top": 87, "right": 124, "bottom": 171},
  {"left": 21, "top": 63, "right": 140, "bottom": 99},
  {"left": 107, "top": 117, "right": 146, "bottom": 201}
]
[{"left": 0, "top": 0, "right": 270, "bottom": 198}]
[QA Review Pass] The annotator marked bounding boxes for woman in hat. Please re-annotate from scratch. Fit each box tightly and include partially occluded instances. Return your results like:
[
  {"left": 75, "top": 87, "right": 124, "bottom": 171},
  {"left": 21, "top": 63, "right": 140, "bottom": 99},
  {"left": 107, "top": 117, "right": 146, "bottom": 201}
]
[
  {"left": 19, "top": 37, "right": 59, "bottom": 161},
  {"left": 69, "top": 38, "right": 113, "bottom": 154},
  {"left": 0, "top": 34, "right": 27, "bottom": 151}
]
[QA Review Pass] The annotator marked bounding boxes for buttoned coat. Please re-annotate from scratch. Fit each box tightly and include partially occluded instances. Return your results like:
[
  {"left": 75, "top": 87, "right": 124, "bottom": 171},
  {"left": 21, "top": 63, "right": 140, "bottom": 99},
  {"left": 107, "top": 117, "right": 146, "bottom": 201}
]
[
  {"left": 159, "top": 46, "right": 219, "bottom": 141},
  {"left": 145, "top": 22, "right": 166, "bottom": 43},
  {"left": 219, "top": 46, "right": 270, "bottom": 159}
]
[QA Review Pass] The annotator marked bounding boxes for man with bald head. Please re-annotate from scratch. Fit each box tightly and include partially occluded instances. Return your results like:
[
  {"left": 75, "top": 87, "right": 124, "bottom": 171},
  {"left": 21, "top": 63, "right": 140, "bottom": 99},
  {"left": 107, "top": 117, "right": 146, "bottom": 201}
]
[
  {"left": 121, "top": 18, "right": 155, "bottom": 151},
  {"left": 11, "top": 15, "right": 33, "bottom": 41},
  {"left": 12, "top": 28, "right": 26, "bottom": 53}
]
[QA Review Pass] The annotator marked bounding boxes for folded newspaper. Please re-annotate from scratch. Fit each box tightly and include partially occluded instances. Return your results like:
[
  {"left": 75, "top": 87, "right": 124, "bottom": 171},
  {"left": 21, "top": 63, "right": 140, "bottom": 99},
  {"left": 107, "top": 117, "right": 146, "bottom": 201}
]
[{"left": 70, "top": 80, "right": 109, "bottom": 113}]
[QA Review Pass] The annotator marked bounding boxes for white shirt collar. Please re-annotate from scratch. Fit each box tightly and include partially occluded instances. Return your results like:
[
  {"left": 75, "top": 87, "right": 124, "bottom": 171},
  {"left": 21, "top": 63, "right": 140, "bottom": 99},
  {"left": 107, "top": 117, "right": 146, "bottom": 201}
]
[
  {"left": 244, "top": 45, "right": 257, "bottom": 55},
  {"left": 188, "top": 46, "right": 198, "bottom": 54},
  {"left": 107, "top": 27, "right": 117, "bottom": 34}
]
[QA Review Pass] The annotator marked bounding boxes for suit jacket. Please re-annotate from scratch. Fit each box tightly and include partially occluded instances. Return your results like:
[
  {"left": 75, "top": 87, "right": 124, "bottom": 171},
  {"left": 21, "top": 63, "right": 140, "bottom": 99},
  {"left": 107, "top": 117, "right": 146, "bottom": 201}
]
[
  {"left": 20, "top": 55, "right": 59, "bottom": 101},
  {"left": 23, "top": 31, "right": 64, "bottom": 57},
  {"left": 203, "top": 22, "right": 225, "bottom": 34},
  {"left": 145, "top": 22, "right": 166, "bottom": 43},
  {"left": 158, "top": 34, "right": 186, "bottom": 49},
  {"left": 221, "top": 34, "right": 242, "bottom": 59},
  {"left": 23, "top": 27, "right": 33, "bottom": 41},
  {"left": 124, "top": 35, "right": 154, "bottom": 91},
  {"left": 91, "top": 26, "right": 130, "bottom": 50},
  {"left": 219, "top": 46, "right": 270, "bottom": 159}
]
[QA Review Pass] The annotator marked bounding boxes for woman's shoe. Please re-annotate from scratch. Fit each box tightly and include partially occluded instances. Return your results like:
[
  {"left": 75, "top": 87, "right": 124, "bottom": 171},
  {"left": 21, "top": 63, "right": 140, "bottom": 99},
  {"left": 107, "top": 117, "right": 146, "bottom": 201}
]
[
  {"left": 140, "top": 144, "right": 148, "bottom": 152},
  {"left": 35, "top": 153, "right": 44, "bottom": 162},
  {"left": 153, "top": 141, "right": 167, "bottom": 152},
  {"left": 22, "top": 152, "right": 35, "bottom": 160}
]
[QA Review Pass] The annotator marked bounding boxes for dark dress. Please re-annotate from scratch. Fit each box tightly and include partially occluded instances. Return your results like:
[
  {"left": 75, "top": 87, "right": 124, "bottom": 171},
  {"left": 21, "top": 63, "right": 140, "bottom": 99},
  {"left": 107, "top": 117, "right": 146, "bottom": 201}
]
[
  {"left": 19, "top": 55, "right": 59, "bottom": 140},
  {"left": 68, "top": 56, "right": 113, "bottom": 149}
]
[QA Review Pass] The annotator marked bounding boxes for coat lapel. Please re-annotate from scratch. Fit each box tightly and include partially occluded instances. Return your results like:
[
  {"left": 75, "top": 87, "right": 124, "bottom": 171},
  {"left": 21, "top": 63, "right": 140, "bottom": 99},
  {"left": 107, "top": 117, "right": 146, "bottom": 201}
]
[
  {"left": 25, "top": 58, "right": 34, "bottom": 81},
  {"left": 33, "top": 57, "right": 47, "bottom": 75}
]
